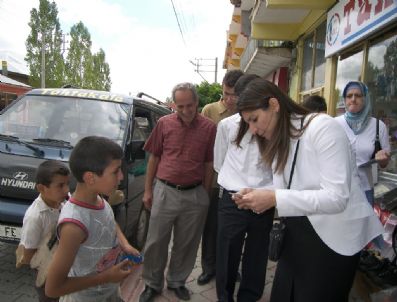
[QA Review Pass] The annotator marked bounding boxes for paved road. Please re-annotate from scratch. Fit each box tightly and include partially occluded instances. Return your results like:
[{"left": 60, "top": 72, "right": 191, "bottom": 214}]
[{"left": 0, "top": 242, "right": 37, "bottom": 301}]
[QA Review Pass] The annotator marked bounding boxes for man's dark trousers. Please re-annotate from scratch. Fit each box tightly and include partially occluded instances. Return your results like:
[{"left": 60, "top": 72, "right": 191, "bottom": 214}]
[
  {"left": 201, "top": 187, "right": 219, "bottom": 275},
  {"left": 216, "top": 191, "right": 274, "bottom": 302}
]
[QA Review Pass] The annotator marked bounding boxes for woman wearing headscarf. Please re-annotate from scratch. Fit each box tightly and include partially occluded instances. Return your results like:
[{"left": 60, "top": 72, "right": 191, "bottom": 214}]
[{"left": 335, "top": 81, "right": 391, "bottom": 206}]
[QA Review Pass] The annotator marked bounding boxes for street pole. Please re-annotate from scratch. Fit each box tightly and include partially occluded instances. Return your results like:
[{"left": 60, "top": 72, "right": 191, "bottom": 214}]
[
  {"left": 41, "top": 31, "right": 45, "bottom": 88},
  {"left": 214, "top": 57, "right": 218, "bottom": 83}
]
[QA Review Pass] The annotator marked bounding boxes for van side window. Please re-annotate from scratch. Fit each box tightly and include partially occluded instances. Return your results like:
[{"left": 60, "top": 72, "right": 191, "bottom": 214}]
[{"left": 132, "top": 117, "right": 151, "bottom": 141}]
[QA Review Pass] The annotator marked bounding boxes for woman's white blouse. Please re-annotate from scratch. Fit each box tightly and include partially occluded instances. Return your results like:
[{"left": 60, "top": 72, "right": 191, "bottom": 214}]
[
  {"left": 335, "top": 116, "right": 390, "bottom": 191},
  {"left": 274, "top": 114, "right": 383, "bottom": 256}
]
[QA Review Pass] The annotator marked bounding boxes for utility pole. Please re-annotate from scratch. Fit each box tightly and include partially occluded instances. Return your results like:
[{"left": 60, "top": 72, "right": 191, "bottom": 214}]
[
  {"left": 214, "top": 57, "right": 218, "bottom": 84},
  {"left": 189, "top": 59, "right": 207, "bottom": 82},
  {"left": 41, "top": 31, "right": 46, "bottom": 88},
  {"left": 61, "top": 33, "right": 69, "bottom": 55},
  {"left": 40, "top": 32, "right": 68, "bottom": 88},
  {"left": 189, "top": 57, "right": 218, "bottom": 83}
]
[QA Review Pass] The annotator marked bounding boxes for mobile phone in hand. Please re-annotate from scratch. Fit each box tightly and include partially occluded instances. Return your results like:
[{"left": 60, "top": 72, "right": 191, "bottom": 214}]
[{"left": 231, "top": 192, "right": 242, "bottom": 199}]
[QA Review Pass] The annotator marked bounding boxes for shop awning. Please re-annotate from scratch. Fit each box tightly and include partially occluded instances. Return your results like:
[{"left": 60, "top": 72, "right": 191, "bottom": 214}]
[{"left": 251, "top": 0, "right": 336, "bottom": 41}]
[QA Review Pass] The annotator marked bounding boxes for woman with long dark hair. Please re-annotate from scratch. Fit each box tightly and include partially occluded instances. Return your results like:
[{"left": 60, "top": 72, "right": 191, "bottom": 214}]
[{"left": 233, "top": 78, "right": 384, "bottom": 302}]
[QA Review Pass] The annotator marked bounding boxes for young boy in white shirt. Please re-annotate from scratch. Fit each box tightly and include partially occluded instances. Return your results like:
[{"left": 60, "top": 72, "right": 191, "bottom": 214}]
[{"left": 17, "top": 160, "right": 70, "bottom": 302}]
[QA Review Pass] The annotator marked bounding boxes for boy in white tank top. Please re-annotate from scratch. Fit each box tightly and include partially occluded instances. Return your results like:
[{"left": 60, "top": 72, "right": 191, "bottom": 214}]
[{"left": 45, "top": 136, "right": 140, "bottom": 302}]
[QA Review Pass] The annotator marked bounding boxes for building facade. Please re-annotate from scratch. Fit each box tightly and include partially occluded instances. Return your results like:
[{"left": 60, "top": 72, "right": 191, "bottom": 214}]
[{"left": 224, "top": 0, "right": 397, "bottom": 173}]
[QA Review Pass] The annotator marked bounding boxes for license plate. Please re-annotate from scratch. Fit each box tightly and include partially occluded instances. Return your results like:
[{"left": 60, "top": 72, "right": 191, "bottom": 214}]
[{"left": 0, "top": 224, "right": 21, "bottom": 241}]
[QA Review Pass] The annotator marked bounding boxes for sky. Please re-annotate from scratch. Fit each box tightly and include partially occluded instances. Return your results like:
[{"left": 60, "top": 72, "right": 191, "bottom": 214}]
[{"left": 0, "top": 0, "right": 233, "bottom": 100}]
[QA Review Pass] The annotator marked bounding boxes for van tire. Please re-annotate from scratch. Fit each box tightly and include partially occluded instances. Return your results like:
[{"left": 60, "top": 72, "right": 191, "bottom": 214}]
[{"left": 135, "top": 204, "right": 150, "bottom": 251}]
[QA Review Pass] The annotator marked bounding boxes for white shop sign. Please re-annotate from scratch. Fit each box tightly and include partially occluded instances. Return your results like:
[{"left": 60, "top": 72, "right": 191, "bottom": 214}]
[{"left": 325, "top": 0, "right": 397, "bottom": 57}]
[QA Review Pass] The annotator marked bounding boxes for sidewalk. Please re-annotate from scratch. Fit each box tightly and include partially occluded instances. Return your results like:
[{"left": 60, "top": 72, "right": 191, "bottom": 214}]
[
  {"left": 120, "top": 247, "right": 276, "bottom": 302},
  {"left": 120, "top": 245, "right": 366, "bottom": 302}
]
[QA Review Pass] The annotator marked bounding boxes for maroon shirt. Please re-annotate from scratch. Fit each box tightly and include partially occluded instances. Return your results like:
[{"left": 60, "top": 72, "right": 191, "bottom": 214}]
[{"left": 144, "top": 113, "right": 216, "bottom": 185}]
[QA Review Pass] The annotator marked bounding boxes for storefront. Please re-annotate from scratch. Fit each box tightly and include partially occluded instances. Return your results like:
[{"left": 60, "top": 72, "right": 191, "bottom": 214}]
[
  {"left": 225, "top": 0, "right": 397, "bottom": 158},
  {"left": 324, "top": 2, "right": 397, "bottom": 298},
  {"left": 324, "top": 1, "right": 397, "bottom": 169},
  {"left": 225, "top": 0, "right": 397, "bottom": 298},
  {"left": 289, "top": 1, "right": 397, "bottom": 164}
]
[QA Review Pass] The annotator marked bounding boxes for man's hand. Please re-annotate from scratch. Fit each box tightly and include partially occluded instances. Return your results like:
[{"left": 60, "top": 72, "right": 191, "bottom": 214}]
[
  {"left": 142, "top": 190, "right": 153, "bottom": 210},
  {"left": 143, "top": 155, "right": 159, "bottom": 210}
]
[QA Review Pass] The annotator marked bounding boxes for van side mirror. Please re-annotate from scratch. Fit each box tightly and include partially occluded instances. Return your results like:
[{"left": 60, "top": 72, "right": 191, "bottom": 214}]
[{"left": 127, "top": 140, "right": 146, "bottom": 161}]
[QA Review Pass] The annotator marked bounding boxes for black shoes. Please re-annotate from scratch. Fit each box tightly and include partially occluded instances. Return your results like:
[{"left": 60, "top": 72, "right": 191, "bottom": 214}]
[
  {"left": 139, "top": 286, "right": 159, "bottom": 302},
  {"left": 197, "top": 272, "right": 215, "bottom": 285},
  {"left": 167, "top": 286, "right": 191, "bottom": 300}
]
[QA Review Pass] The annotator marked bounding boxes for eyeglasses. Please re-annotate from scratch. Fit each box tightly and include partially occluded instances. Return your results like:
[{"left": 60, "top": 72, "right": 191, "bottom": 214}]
[
  {"left": 346, "top": 93, "right": 363, "bottom": 99},
  {"left": 222, "top": 91, "right": 238, "bottom": 100}
]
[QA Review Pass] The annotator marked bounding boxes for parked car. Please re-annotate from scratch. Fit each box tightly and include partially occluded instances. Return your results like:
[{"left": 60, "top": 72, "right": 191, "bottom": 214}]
[{"left": 0, "top": 88, "right": 171, "bottom": 250}]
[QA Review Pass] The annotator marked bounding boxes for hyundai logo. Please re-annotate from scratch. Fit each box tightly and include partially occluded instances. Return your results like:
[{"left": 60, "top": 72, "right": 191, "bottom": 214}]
[{"left": 13, "top": 172, "right": 28, "bottom": 181}]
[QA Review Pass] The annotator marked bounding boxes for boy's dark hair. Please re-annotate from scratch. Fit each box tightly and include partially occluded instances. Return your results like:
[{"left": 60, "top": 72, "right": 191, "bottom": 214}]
[
  {"left": 36, "top": 160, "right": 70, "bottom": 187},
  {"left": 69, "top": 136, "right": 123, "bottom": 182},
  {"left": 302, "top": 95, "right": 327, "bottom": 112},
  {"left": 222, "top": 70, "right": 244, "bottom": 87}
]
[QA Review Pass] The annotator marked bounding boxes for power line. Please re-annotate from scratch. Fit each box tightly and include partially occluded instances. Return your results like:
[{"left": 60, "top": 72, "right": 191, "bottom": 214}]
[
  {"left": 174, "top": 0, "right": 188, "bottom": 40},
  {"left": 169, "top": 0, "right": 186, "bottom": 46}
]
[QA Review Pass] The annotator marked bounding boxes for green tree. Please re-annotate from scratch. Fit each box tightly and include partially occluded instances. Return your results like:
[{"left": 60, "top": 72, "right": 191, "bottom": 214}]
[
  {"left": 25, "top": 0, "right": 65, "bottom": 88},
  {"left": 92, "top": 49, "right": 111, "bottom": 91},
  {"left": 65, "top": 21, "right": 93, "bottom": 88},
  {"left": 384, "top": 40, "right": 397, "bottom": 82},
  {"left": 195, "top": 81, "right": 222, "bottom": 110}
]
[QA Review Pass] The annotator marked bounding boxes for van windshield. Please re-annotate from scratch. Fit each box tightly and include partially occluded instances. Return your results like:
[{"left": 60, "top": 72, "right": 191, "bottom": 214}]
[{"left": 0, "top": 95, "right": 129, "bottom": 147}]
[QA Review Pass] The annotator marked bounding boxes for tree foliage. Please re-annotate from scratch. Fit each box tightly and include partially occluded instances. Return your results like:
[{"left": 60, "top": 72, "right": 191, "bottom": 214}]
[
  {"left": 25, "top": 0, "right": 64, "bottom": 88},
  {"left": 91, "top": 49, "right": 111, "bottom": 91},
  {"left": 25, "top": 0, "right": 111, "bottom": 91},
  {"left": 195, "top": 81, "right": 222, "bottom": 110},
  {"left": 65, "top": 21, "right": 92, "bottom": 88},
  {"left": 384, "top": 39, "right": 397, "bottom": 80}
]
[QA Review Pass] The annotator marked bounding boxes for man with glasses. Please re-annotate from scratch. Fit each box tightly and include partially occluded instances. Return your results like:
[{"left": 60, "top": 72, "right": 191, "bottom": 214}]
[
  {"left": 202, "top": 70, "right": 243, "bottom": 124},
  {"left": 198, "top": 70, "right": 243, "bottom": 286}
]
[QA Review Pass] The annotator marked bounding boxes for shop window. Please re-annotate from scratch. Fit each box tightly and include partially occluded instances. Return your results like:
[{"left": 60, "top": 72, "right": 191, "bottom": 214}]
[
  {"left": 301, "top": 34, "right": 314, "bottom": 91},
  {"left": 314, "top": 22, "right": 326, "bottom": 88},
  {"left": 335, "top": 50, "right": 364, "bottom": 115},
  {"left": 300, "top": 22, "right": 326, "bottom": 91},
  {"left": 298, "top": 87, "right": 324, "bottom": 103},
  {"left": 366, "top": 33, "right": 397, "bottom": 173}
]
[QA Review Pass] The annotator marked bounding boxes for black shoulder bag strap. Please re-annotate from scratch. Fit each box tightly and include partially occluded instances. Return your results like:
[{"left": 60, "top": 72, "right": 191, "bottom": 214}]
[
  {"left": 268, "top": 118, "right": 304, "bottom": 261},
  {"left": 279, "top": 118, "right": 303, "bottom": 222},
  {"left": 287, "top": 117, "right": 303, "bottom": 189},
  {"left": 287, "top": 138, "right": 300, "bottom": 190},
  {"left": 371, "top": 118, "right": 382, "bottom": 159}
]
